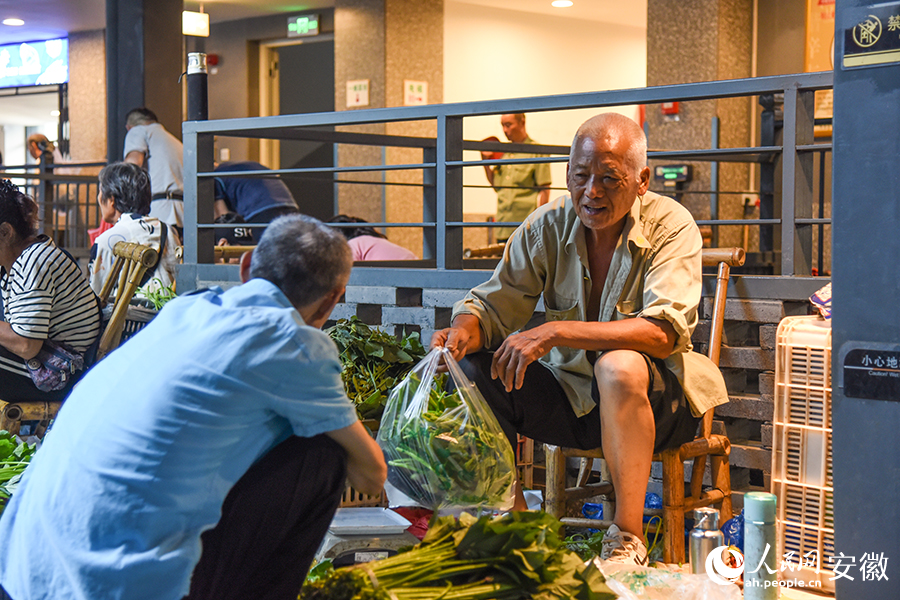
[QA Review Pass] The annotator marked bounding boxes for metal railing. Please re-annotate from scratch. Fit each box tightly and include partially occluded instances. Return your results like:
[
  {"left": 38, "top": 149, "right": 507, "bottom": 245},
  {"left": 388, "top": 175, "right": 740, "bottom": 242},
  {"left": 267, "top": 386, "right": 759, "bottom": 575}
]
[
  {"left": 180, "top": 71, "right": 833, "bottom": 296},
  {"left": 0, "top": 161, "right": 106, "bottom": 258}
]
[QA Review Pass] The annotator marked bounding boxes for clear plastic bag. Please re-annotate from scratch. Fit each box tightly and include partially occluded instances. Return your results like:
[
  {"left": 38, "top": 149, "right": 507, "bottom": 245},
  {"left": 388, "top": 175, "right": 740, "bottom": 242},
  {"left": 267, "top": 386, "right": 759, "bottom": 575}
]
[
  {"left": 376, "top": 347, "right": 517, "bottom": 511},
  {"left": 595, "top": 561, "right": 742, "bottom": 600}
]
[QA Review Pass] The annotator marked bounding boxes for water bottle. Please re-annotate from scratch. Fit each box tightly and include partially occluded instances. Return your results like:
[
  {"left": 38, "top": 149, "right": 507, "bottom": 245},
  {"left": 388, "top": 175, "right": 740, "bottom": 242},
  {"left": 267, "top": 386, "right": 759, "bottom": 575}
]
[
  {"left": 743, "top": 492, "right": 777, "bottom": 600},
  {"left": 690, "top": 507, "right": 725, "bottom": 575}
]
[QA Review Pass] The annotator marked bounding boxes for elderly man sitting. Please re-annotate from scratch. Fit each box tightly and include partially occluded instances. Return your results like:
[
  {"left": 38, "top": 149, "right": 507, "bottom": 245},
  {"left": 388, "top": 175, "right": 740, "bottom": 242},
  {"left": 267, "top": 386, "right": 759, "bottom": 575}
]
[
  {"left": 0, "top": 215, "right": 387, "bottom": 600},
  {"left": 433, "top": 113, "right": 728, "bottom": 565}
]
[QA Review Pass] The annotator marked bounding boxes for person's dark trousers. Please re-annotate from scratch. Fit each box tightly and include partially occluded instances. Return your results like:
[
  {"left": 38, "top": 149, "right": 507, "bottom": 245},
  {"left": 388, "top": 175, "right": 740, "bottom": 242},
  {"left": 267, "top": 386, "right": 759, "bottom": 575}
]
[
  {"left": 183, "top": 434, "right": 348, "bottom": 600},
  {"left": 458, "top": 351, "right": 603, "bottom": 453},
  {"left": 458, "top": 351, "right": 700, "bottom": 457}
]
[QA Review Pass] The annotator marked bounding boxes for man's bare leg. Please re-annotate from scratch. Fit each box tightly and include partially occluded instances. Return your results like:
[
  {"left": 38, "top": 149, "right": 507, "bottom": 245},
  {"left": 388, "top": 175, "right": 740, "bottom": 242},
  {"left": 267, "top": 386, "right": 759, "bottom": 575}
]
[{"left": 595, "top": 350, "right": 655, "bottom": 538}]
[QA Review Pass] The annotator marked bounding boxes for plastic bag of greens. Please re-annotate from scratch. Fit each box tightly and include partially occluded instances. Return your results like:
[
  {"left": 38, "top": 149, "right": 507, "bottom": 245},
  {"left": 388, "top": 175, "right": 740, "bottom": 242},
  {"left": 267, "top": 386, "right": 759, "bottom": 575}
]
[{"left": 376, "top": 347, "right": 516, "bottom": 511}]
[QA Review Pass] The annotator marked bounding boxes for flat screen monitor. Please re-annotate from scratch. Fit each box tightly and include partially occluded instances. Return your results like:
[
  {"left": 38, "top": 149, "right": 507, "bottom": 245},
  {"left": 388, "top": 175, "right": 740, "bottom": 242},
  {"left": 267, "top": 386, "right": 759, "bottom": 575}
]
[{"left": 0, "top": 38, "right": 69, "bottom": 89}]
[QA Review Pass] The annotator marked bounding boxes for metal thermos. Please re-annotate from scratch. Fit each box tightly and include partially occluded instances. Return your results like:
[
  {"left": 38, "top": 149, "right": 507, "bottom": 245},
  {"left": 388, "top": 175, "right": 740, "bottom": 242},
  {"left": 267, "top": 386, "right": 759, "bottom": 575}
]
[
  {"left": 690, "top": 507, "right": 725, "bottom": 574},
  {"left": 743, "top": 492, "right": 777, "bottom": 600}
]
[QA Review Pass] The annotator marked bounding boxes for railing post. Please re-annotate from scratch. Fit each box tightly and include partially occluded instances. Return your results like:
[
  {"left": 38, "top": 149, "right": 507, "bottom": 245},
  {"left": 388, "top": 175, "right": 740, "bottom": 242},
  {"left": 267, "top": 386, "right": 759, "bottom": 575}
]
[
  {"left": 436, "top": 114, "right": 463, "bottom": 270},
  {"left": 781, "top": 85, "right": 815, "bottom": 276},
  {"left": 758, "top": 94, "right": 776, "bottom": 257},
  {"left": 710, "top": 117, "right": 720, "bottom": 248},
  {"left": 182, "top": 129, "right": 215, "bottom": 265},
  {"left": 422, "top": 146, "right": 437, "bottom": 261}
]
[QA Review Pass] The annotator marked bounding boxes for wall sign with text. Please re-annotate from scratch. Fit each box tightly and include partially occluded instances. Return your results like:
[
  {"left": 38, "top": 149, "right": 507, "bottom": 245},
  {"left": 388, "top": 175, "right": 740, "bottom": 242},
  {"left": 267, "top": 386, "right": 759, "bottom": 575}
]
[{"left": 843, "top": 3, "right": 900, "bottom": 68}]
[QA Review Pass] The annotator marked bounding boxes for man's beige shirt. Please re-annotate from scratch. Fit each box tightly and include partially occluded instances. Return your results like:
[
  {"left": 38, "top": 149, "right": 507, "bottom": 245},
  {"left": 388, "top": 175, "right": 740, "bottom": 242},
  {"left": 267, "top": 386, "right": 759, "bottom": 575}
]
[{"left": 453, "top": 191, "right": 728, "bottom": 418}]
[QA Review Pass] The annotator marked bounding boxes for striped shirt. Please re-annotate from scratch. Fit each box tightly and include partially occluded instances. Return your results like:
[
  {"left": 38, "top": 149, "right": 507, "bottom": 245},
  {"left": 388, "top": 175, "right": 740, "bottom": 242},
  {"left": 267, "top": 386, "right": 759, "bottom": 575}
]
[{"left": 1, "top": 237, "right": 101, "bottom": 355}]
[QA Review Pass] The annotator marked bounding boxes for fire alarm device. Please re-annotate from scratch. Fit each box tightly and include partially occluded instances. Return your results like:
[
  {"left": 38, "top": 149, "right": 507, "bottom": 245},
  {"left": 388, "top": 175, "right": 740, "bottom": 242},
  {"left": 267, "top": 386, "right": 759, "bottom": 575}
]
[{"left": 661, "top": 101, "right": 680, "bottom": 115}]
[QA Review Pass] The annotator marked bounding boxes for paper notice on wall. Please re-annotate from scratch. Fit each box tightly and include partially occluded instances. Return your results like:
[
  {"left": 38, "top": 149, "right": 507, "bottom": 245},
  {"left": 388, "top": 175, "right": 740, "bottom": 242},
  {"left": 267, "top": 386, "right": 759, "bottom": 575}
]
[
  {"left": 403, "top": 80, "right": 428, "bottom": 106},
  {"left": 347, "top": 79, "right": 370, "bottom": 108}
]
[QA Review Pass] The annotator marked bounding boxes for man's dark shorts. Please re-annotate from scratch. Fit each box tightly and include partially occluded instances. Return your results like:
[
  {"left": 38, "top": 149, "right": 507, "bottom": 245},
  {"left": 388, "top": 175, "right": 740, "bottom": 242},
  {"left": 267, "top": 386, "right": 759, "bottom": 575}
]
[{"left": 458, "top": 351, "right": 700, "bottom": 455}]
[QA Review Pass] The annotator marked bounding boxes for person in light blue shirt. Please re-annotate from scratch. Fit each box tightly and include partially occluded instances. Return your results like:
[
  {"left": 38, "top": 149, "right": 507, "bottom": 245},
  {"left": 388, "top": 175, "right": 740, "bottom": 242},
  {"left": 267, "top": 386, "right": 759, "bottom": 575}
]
[{"left": 0, "top": 215, "right": 387, "bottom": 600}]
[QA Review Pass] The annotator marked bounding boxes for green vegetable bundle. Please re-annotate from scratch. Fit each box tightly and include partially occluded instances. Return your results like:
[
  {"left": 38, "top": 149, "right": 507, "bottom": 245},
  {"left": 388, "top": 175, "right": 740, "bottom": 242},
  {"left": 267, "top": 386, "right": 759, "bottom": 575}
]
[
  {"left": 327, "top": 317, "right": 426, "bottom": 421},
  {"left": 299, "top": 511, "right": 618, "bottom": 600},
  {"left": 376, "top": 348, "right": 516, "bottom": 511},
  {"left": 0, "top": 431, "right": 37, "bottom": 515}
]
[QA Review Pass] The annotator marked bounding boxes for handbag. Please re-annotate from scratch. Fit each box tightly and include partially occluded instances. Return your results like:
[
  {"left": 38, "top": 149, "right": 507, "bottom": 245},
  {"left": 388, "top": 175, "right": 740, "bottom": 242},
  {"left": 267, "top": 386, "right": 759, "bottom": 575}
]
[{"left": 25, "top": 340, "right": 86, "bottom": 392}]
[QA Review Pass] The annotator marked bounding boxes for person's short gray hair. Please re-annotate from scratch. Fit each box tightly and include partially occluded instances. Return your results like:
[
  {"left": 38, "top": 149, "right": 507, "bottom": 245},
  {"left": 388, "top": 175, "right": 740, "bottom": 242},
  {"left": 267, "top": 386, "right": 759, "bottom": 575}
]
[
  {"left": 125, "top": 107, "right": 158, "bottom": 128},
  {"left": 249, "top": 214, "right": 352, "bottom": 309},
  {"left": 569, "top": 113, "right": 647, "bottom": 177}
]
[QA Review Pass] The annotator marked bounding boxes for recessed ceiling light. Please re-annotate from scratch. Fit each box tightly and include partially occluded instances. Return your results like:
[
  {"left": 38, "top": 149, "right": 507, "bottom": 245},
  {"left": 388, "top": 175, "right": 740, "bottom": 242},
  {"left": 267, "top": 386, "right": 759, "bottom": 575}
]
[
  {"left": 2, "top": 18, "right": 25, "bottom": 26},
  {"left": 551, "top": 0, "right": 574, "bottom": 7}
]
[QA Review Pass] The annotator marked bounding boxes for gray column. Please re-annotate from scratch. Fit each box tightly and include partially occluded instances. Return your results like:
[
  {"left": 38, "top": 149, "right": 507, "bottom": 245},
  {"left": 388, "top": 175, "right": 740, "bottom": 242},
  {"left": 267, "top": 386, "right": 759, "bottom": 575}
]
[
  {"left": 105, "top": 0, "right": 183, "bottom": 163},
  {"left": 832, "top": 4, "right": 900, "bottom": 598},
  {"left": 646, "top": 0, "right": 753, "bottom": 251},
  {"left": 334, "top": 0, "right": 443, "bottom": 254}
]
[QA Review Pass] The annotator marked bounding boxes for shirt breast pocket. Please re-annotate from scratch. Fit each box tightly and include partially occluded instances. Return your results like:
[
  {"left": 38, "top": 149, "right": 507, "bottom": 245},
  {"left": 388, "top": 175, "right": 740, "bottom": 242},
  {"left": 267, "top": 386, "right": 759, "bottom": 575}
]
[
  {"left": 544, "top": 296, "right": 580, "bottom": 322},
  {"left": 615, "top": 298, "right": 640, "bottom": 319}
]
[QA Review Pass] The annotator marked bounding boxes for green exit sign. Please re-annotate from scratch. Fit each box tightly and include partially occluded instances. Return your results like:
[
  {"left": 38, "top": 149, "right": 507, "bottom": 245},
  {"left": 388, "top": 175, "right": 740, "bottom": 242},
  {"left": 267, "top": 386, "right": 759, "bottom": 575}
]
[{"left": 288, "top": 14, "right": 320, "bottom": 37}]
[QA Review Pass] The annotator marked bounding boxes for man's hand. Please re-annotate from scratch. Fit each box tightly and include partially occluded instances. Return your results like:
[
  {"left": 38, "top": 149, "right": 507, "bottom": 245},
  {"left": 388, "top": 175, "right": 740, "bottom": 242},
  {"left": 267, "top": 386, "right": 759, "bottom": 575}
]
[
  {"left": 325, "top": 421, "right": 387, "bottom": 496},
  {"left": 430, "top": 314, "right": 483, "bottom": 364},
  {"left": 490, "top": 322, "right": 556, "bottom": 392}
]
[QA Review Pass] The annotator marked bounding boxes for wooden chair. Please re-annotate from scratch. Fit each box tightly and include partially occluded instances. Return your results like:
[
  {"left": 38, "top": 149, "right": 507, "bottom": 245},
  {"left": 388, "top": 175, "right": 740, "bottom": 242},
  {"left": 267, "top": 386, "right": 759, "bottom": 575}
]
[
  {"left": 0, "top": 242, "right": 159, "bottom": 435},
  {"left": 213, "top": 245, "right": 255, "bottom": 262},
  {"left": 543, "top": 247, "right": 745, "bottom": 564},
  {"left": 95, "top": 241, "right": 160, "bottom": 361}
]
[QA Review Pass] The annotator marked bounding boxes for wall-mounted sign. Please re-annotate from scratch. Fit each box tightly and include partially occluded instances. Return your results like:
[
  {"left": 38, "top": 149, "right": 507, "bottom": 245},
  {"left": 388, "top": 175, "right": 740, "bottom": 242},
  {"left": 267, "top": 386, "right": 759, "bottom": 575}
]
[
  {"left": 653, "top": 164, "right": 692, "bottom": 186},
  {"left": 347, "top": 79, "right": 369, "bottom": 107},
  {"left": 403, "top": 80, "right": 428, "bottom": 106},
  {"left": 288, "top": 14, "right": 320, "bottom": 38},
  {"left": 842, "top": 3, "right": 900, "bottom": 68},
  {"left": 0, "top": 37, "right": 68, "bottom": 89},
  {"left": 843, "top": 347, "right": 900, "bottom": 401}
]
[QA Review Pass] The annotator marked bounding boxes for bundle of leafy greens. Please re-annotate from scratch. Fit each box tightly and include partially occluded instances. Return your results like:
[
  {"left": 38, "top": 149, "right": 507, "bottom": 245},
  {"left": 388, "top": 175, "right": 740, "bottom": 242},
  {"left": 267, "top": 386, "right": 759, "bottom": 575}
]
[
  {"left": 327, "top": 317, "right": 426, "bottom": 421},
  {"left": 0, "top": 431, "right": 37, "bottom": 515},
  {"left": 380, "top": 373, "right": 515, "bottom": 509},
  {"left": 299, "top": 511, "right": 617, "bottom": 600},
  {"left": 137, "top": 278, "right": 177, "bottom": 310}
]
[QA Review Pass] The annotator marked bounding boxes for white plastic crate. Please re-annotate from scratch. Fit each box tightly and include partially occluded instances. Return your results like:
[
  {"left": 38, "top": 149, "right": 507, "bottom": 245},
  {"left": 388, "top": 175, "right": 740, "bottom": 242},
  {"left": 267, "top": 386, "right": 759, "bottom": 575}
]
[{"left": 772, "top": 316, "right": 834, "bottom": 592}]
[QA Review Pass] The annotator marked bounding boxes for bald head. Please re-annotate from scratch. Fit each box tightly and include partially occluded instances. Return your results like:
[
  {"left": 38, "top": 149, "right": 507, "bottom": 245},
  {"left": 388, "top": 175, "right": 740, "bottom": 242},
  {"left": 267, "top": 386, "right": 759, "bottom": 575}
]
[{"left": 570, "top": 113, "right": 647, "bottom": 177}]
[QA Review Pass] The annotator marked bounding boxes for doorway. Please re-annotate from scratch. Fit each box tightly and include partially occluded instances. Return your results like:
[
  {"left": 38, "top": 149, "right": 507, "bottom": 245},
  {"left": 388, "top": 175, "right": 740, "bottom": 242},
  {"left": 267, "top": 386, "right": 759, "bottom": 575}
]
[
  {"left": 0, "top": 86, "right": 63, "bottom": 168},
  {"left": 259, "top": 37, "right": 335, "bottom": 222}
]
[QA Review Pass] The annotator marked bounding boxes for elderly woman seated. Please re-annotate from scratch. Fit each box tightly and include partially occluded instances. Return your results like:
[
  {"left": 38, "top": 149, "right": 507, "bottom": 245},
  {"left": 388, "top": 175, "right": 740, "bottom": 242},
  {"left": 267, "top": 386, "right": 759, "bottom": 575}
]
[
  {"left": 0, "top": 179, "right": 102, "bottom": 401},
  {"left": 88, "top": 162, "right": 180, "bottom": 298}
]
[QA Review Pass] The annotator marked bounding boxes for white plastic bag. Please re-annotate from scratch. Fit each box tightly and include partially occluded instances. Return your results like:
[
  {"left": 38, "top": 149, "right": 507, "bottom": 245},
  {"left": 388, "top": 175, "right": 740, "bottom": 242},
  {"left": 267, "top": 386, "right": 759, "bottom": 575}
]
[
  {"left": 376, "top": 347, "right": 516, "bottom": 511},
  {"left": 594, "top": 560, "right": 743, "bottom": 600}
]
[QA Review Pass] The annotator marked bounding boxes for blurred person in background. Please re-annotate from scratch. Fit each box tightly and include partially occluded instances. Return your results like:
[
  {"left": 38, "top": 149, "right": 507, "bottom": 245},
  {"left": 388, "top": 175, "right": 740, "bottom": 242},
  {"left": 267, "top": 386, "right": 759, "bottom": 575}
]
[
  {"left": 327, "top": 214, "right": 417, "bottom": 261},
  {"left": 480, "top": 113, "right": 551, "bottom": 242},
  {"left": 123, "top": 107, "right": 184, "bottom": 234},
  {"left": 88, "top": 162, "right": 180, "bottom": 298}
]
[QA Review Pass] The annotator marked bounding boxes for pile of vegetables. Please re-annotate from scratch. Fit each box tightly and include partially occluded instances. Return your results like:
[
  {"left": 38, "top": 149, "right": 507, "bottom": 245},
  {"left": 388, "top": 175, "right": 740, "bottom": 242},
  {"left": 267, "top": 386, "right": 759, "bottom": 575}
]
[
  {"left": 327, "top": 317, "right": 426, "bottom": 420},
  {"left": 300, "top": 511, "right": 617, "bottom": 600},
  {"left": 136, "top": 278, "right": 177, "bottom": 310},
  {"left": 379, "top": 373, "right": 515, "bottom": 510},
  {"left": 0, "top": 431, "right": 37, "bottom": 515}
]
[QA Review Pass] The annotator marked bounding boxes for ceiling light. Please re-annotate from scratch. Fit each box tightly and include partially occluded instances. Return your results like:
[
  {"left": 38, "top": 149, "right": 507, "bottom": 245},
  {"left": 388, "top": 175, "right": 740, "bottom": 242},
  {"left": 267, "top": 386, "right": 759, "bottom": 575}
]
[
  {"left": 551, "top": 0, "right": 574, "bottom": 7},
  {"left": 51, "top": 110, "right": 60, "bottom": 117},
  {"left": 182, "top": 11, "right": 209, "bottom": 37},
  {"left": 2, "top": 18, "right": 25, "bottom": 26}
]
